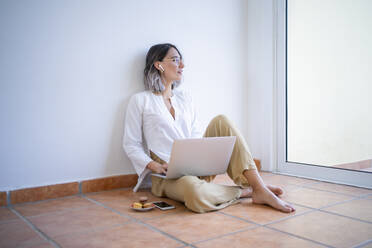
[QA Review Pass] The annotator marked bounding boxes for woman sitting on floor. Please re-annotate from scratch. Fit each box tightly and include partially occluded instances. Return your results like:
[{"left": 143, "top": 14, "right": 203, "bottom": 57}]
[{"left": 123, "top": 43, "right": 295, "bottom": 213}]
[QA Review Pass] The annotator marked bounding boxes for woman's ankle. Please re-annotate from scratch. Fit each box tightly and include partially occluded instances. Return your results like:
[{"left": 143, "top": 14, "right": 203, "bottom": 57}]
[{"left": 240, "top": 187, "right": 252, "bottom": 198}]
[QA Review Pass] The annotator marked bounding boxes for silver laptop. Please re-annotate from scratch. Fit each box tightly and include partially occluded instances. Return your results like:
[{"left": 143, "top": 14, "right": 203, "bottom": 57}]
[{"left": 152, "top": 136, "right": 236, "bottom": 179}]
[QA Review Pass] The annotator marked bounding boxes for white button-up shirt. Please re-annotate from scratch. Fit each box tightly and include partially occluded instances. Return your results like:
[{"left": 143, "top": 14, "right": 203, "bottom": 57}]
[{"left": 123, "top": 89, "right": 203, "bottom": 191}]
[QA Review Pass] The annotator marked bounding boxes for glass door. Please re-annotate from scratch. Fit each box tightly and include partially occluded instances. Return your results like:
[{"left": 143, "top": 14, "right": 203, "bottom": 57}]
[{"left": 275, "top": 0, "right": 372, "bottom": 188}]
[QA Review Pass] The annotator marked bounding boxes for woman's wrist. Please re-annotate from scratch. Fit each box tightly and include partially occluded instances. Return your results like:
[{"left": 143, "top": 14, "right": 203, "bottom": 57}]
[
  {"left": 146, "top": 161, "right": 154, "bottom": 171},
  {"left": 146, "top": 161, "right": 158, "bottom": 172},
  {"left": 146, "top": 161, "right": 167, "bottom": 174}
]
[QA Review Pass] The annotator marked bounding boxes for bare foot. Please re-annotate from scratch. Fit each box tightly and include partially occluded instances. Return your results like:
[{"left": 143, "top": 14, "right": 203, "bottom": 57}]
[
  {"left": 267, "top": 185, "right": 284, "bottom": 196},
  {"left": 252, "top": 186, "right": 295, "bottom": 213},
  {"left": 240, "top": 185, "right": 283, "bottom": 198}
]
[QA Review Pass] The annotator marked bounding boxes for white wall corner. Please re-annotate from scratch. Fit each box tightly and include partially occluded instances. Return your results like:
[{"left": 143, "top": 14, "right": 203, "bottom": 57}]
[
  {"left": 270, "top": 0, "right": 279, "bottom": 172},
  {"left": 246, "top": 0, "right": 276, "bottom": 172}
]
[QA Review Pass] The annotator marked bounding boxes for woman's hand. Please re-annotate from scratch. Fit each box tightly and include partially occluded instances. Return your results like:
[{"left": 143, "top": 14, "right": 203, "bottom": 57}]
[{"left": 147, "top": 161, "right": 168, "bottom": 174}]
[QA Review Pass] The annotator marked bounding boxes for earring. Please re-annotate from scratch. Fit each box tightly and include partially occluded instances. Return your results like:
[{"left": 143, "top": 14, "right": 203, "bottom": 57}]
[{"left": 159, "top": 64, "right": 165, "bottom": 72}]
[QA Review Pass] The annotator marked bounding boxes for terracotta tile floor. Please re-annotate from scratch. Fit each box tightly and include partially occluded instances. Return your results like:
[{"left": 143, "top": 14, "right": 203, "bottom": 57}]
[{"left": 1, "top": 173, "right": 372, "bottom": 248}]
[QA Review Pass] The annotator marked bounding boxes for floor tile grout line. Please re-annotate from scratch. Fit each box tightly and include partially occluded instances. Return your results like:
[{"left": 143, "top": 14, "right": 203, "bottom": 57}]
[
  {"left": 0, "top": 207, "right": 23, "bottom": 225},
  {"left": 7, "top": 191, "right": 11, "bottom": 206},
  {"left": 218, "top": 203, "right": 317, "bottom": 227},
  {"left": 263, "top": 225, "right": 335, "bottom": 248},
  {"left": 272, "top": 171, "right": 372, "bottom": 190},
  {"left": 17, "top": 204, "right": 98, "bottom": 220},
  {"left": 11, "top": 190, "right": 155, "bottom": 219},
  {"left": 218, "top": 201, "right": 372, "bottom": 246},
  {"left": 52, "top": 222, "right": 130, "bottom": 241},
  {"left": 183, "top": 244, "right": 197, "bottom": 248},
  {"left": 262, "top": 208, "right": 318, "bottom": 226},
  {"left": 82, "top": 194, "right": 191, "bottom": 247},
  {"left": 9, "top": 207, "right": 62, "bottom": 248},
  {"left": 285, "top": 193, "right": 370, "bottom": 213},
  {"left": 191, "top": 225, "right": 259, "bottom": 246},
  {"left": 270, "top": 172, "right": 323, "bottom": 184},
  {"left": 298, "top": 184, "right": 370, "bottom": 197},
  {"left": 317, "top": 194, "right": 372, "bottom": 210},
  {"left": 215, "top": 208, "right": 320, "bottom": 245},
  {"left": 352, "top": 239, "right": 372, "bottom": 248},
  {"left": 86, "top": 193, "right": 274, "bottom": 247},
  {"left": 0, "top": 218, "right": 20, "bottom": 225},
  {"left": 217, "top": 211, "right": 261, "bottom": 226},
  {"left": 266, "top": 181, "right": 319, "bottom": 189},
  {"left": 279, "top": 201, "right": 321, "bottom": 211},
  {"left": 84, "top": 192, "right": 272, "bottom": 248},
  {"left": 291, "top": 183, "right": 371, "bottom": 197},
  {"left": 136, "top": 221, "right": 192, "bottom": 247},
  {"left": 208, "top": 210, "right": 333, "bottom": 248},
  {"left": 295, "top": 181, "right": 326, "bottom": 188},
  {"left": 262, "top": 203, "right": 372, "bottom": 248},
  {"left": 360, "top": 193, "right": 372, "bottom": 199},
  {"left": 318, "top": 209, "right": 372, "bottom": 225},
  {"left": 282, "top": 200, "right": 372, "bottom": 225},
  {"left": 81, "top": 190, "right": 188, "bottom": 222},
  {"left": 221, "top": 203, "right": 370, "bottom": 248},
  {"left": 82, "top": 195, "right": 140, "bottom": 221},
  {"left": 349, "top": 192, "right": 372, "bottom": 199},
  {"left": 177, "top": 245, "right": 195, "bottom": 248},
  {"left": 82, "top": 193, "right": 178, "bottom": 222}
]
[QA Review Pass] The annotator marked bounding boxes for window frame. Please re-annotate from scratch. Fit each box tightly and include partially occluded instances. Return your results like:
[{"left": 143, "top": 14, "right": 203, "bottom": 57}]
[{"left": 274, "top": 0, "right": 372, "bottom": 189}]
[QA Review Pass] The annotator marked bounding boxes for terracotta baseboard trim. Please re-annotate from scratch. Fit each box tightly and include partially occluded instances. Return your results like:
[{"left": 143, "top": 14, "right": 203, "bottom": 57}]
[
  {"left": 10, "top": 182, "right": 79, "bottom": 205},
  {"left": 4, "top": 159, "right": 260, "bottom": 206},
  {"left": 6, "top": 174, "right": 138, "bottom": 206},
  {"left": 254, "top": 159, "right": 261, "bottom": 171},
  {"left": 0, "top": 192, "right": 6, "bottom": 206},
  {"left": 81, "top": 174, "right": 138, "bottom": 194}
]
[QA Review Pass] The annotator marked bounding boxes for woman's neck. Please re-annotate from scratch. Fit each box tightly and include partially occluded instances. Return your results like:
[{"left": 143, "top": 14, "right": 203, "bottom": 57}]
[
  {"left": 162, "top": 86, "right": 173, "bottom": 99},
  {"left": 162, "top": 80, "right": 173, "bottom": 99}
]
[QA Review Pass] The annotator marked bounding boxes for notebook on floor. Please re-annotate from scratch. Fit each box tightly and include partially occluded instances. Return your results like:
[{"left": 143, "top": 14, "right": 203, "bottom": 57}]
[{"left": 152, "top": 136, "right": 236, "bottom": 179}]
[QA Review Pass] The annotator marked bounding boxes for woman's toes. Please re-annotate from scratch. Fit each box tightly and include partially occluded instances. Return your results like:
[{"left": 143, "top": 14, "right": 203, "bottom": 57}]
[
  {"left": 275, "top": 199, "right": 292, "bottom": 213},
  {"left": 267, "top": 185, "right": 284, "bottom": 196},
  {"left": 283, "top": 206, "right": 293, "bottom": 213},
  {"left": 285, "top": 203, "right": 295, "bottom": 212},
  {"left": 289, "top": 204, "right": 296, "bottom": 212},
  {"left": 276, "top": 187, "right": 284, "bottom": 195}
]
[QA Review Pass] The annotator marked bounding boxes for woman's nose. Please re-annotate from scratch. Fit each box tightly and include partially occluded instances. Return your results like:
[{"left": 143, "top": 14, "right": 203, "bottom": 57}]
[{"left": 179, "top": 61, "right": 185, "bottom": 68}]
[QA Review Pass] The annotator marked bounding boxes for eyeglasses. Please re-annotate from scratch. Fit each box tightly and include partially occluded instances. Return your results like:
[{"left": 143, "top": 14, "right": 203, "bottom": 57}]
[{"left": 163, "top": 56, "right": 183, "bottom": 66}]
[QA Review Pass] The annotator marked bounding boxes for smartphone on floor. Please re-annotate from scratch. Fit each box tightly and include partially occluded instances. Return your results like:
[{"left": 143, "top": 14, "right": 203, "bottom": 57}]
[{"left": 153, "top": 201, "right": 175, "bottom": 210}]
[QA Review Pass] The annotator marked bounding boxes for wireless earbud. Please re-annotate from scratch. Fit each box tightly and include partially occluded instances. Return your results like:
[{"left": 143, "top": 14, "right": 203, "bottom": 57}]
[{"left": 159, "top": 64, "right": 165, "bottom": 72}]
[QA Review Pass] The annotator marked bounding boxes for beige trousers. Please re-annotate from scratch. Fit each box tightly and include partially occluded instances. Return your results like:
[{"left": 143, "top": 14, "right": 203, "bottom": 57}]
[{"left": 151, "top": 115, "right": 257, "bottom": 213}]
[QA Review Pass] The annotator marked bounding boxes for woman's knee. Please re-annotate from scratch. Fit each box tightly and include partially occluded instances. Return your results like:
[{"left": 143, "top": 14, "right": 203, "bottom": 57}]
[
  {"left": 211, "top": 114, "right": 229, "bottom": 125},
  {"left": 205, "top": 114, "right": 235, "bottom": 137}
]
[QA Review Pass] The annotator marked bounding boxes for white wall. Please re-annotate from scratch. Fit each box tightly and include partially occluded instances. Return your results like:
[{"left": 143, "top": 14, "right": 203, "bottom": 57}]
[
  {"left": 0, "top": 0, "right": 249, "bottom": 191},
  {"left": 246, "top": 0, "right": 276, "bottom": 171}
]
